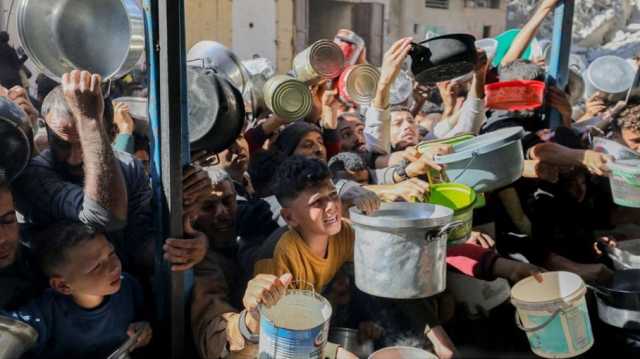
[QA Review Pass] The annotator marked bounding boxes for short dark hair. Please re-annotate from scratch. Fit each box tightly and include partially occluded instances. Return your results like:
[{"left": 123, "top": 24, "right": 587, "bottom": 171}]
[
  {"left": 0, "top": 31, "right": 9, "bottom": 44},
  {"left": 498, "top": 59, "right": 546, "bottom": 82},
  {"left": 328, "top": 152, "right": 367, "bottom": 173},
  {"left": 0, "top": 170, "right": 9, "bottom": 193},
  {"left": 34, "top": 223, "right": 100, "bottom": 276},
  {"left": 390, "top": 105, "right": 412, "bottom": 114},
  {"left": 247, "top": 149, "right": 285, "bottom": 197},
  {"left": 271, "top": 155, "right": 331, "bottom": 207}
]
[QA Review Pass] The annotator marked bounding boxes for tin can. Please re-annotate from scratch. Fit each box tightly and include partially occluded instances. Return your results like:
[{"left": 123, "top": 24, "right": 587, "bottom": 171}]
[
  {"left": 338, "top": 64, "right": 380, "bottom": 105},
  {"left": 263, "top": 75, "right": 313, "bottom": 122},
  {"left": 293, "top": 40, "right": 344, "bottom": 84}
]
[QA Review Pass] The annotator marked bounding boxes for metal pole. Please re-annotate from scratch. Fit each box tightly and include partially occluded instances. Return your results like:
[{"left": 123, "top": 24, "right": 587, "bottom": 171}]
[
  {"left": 147, "top": 0, "right": 191, "bottom": 357},
  {"left": 546, "top": 0, "right": 574, "bottom": 129}
]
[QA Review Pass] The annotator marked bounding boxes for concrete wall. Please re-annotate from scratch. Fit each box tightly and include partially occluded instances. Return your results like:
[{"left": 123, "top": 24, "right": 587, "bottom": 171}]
[
  {"left": 185, "top": 0, "right": 233, "bottom": 49},
  {"left": 402, "top": 0, "right": 507, "bottom": 40}
]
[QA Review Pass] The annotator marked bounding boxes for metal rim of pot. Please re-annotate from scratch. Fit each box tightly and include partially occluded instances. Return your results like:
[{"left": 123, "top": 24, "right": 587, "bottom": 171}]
[
  {"left": 349, "top": 202, "right": 454, "bottom": 230},
  {"left": 0, "top": 315, "right": 38, "bottom": 350},
  {"left": 187, "top": 41, "right": 252, "bottom": 94},
  {"left": 435, "top": 126, "right": 524, "bottom": 165},
  {"left": 587, "top": 269, "right": 640, "bottom": 310},
  {"left": 409, "top": 33, "right": 478, "bottom": 85},
  {"left": 17, "top": 0, "right": 145, "bottom": 82}
]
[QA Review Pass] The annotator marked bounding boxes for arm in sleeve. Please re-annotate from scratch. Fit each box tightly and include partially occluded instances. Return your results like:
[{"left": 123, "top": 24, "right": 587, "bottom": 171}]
[
  {"left": 364, "top": 106, "right": 391, "bottom": 154},
  {"left": 191, "top": 251, "right": 242, "bottom": 359},
  {"left": 113, "top": 133, "right": 135, "bottom": 154},
  {"left": 432, "top": 97, "right": 485, "bottom": 138},
  {"left": 446, "top": 243, "right": 499, "bottom": 280},
  {"left": 14, "top": 164, "right": 126, "bottom": 231}
]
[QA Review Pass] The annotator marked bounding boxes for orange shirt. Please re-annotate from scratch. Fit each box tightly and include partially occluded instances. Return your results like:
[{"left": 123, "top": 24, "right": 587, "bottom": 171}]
[{"left": 254, "top": 221, "right": 354, "bottom": 293}]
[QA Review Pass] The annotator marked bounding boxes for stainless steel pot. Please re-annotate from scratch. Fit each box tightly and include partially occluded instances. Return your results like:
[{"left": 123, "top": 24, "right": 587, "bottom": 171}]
[
  {"left": 187, "top": 67, "right": 245, "bottom": 153},
  {"left": 0, "top": 97, "right": 31, "bottom": 182},
  {"left": 596, "top": 295, "right": 640, "bottom": 330},
  {"left": 112, "top": 97, "right": 149, "bottom": 135},
  {"left": 187, "top": 41, "right": 251, "bottom": 94},
  {"left": 350, "top": 203, "right": 459, "bottom": 299},
  {"left": 17, "top": 0, "right": 144, "bottom": 81},
  {"left": 0, "top": 316, "right": 38, "bottom": 359}
]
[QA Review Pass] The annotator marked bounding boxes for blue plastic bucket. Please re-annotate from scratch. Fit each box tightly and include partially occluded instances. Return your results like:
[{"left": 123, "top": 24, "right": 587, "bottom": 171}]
[
  {"left": 435, "top": 127, "right": 525, "bottom": 193},
  {"left": 511, "top": 272, "right": 594, "bottom": 359},
  {"left": 258, "top": 290, "right": 332, "bottom": 359}
]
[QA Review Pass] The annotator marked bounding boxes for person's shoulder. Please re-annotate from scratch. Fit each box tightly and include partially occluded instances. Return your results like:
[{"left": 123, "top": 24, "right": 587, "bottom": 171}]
[
  {"left": 113, "top": 149, "right": 138, "bottom": 166},
  {"left": 21, "top": 150, "right": 55, "bottom": 174}
]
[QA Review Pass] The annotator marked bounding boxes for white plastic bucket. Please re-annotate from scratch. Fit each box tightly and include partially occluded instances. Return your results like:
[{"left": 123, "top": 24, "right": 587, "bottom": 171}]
[
  {"left": 511, "top": 272, "right": 594, "bottom": 359},
  {"left": 368, "top": 346, "right": 438, "bottom": 359},
  {"left": 608, "top": 159, "right": 640, "bottom": 208},
  {"left": 259, "top": 290, "right": 332, "bottom": 359}
]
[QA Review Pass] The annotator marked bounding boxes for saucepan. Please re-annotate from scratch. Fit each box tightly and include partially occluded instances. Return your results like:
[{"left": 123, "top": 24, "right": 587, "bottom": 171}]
[
  {"left": 17, "top": 0, "right": 145, "bottom": 82},
  {"left": 0, "top": 315, "right": 38, "bottom": 359},
  {"left": 589, "top": 269, "right": 640, "bottom": 330},
  {"left": 409, "top": 33, "right": 478, "bottom": 85}
]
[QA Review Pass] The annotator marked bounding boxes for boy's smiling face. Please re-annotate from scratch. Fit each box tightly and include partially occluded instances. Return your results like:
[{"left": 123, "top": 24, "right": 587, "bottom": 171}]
[
  {"left": 282, "top": 179, "right": 342, "bottom": 238},
  {"left": 51, "top": 234, "right": 123, "bottom": 299}
]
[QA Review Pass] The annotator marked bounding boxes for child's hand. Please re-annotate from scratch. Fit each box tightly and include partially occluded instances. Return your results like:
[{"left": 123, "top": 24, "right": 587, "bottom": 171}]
[
  {"left": 493, "top": 257, "right": 545, "bottom": 284},
  {"left": 127, "top": 321, "right": 152, "bottom": 350}
]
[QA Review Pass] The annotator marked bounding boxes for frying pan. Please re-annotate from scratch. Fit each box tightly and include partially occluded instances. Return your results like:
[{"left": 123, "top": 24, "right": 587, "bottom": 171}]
[{"left": 409, "top": 33, "right": 478, "bottom": 85}]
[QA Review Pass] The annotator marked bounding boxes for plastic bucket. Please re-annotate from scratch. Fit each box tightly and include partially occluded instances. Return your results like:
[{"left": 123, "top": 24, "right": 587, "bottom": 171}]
[
  {"left": 417, "top": 134, "right": 475, "bottom": 154},
  {"left": 337, "top": 64, "right": 380, "bottom": 105},
  {"left": 263, "top": 75, "right": 313, "bottom": 122},
  {"left": 593, "top": 137, "right": 640, "bottom": 161},
  {"left": 608, "top": 159, "right": 640, "bottom": 208},
  {"left": 511, "top": 272, "right": 594, "bottom": 359},
  {"left": 259, "top": 289, "right": 332, "bottom": 359},
  {"left": 369, "top": 346, "right": 438, "bottom": 359},
  {"left": 427, "top": 183, "right": 477, "bottom": 243},
  {"left": 435, "top": 127, "right": 525, "bottom": 192},
  {"left": 485, "top": 80, "right": 546, "bottom": 111},
  {"left": 293, "top": 40, "right": 344, "bottom": 84},
  {"left": 584, "top": 55, "right": 635, "bottom": 102}
]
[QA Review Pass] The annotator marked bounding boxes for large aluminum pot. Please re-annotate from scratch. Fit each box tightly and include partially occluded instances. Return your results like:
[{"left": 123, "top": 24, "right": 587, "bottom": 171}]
[
  {"left": 350, "top": 203, "right": 458, "bottom": 299},
  {"left": 17, "top": 0, "right": 144, "bottom": 81},
  {"left": 187, "top": 67, "right": 245, "bottom": 153},
  {"left": 0, "top": 97, "right": 31, "bottom": 182},
  {"left": 187, "top": 41, "right": 251, "bottom": 94},
  {"left": 0, "top": 316, "right": 38, "bottom": 359}
]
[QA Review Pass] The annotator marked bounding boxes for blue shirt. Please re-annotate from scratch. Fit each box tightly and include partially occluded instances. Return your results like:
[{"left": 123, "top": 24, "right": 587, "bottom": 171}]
[{"left": 4, "top": 273, "right": 143, "bottom": 359}]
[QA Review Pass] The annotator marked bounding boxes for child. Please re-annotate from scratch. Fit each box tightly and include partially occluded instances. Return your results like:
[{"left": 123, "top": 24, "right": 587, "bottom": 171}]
[{"left": 3, "top": 223, "right": 151, "bottom": 359}]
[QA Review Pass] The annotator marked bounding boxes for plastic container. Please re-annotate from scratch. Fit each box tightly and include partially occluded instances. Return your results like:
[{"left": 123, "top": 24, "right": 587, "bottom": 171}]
[
  {"left": 369, "top": 346, "right": 438, "bottom": 359},
  {"left": 584, "top": 55, "right": 636, "bottom": 102},
  {"left": 593, "top": 137, "right": 640, "bottom": 161},
  {"left": 485, "top": 80, "right": 545, "bottom": 111},
  {"left": 608, "top": 159, "right": 640, "bottom": 208},
  {"left": 259, "top": 289, "right": 332, "bottom": 359},
  {"left": 511, "top": 271, "right": 594, "bottom": 359},
  {"left": 417, "top": 134, "right": 475, "bottom": 154},
  {"left": 475, "top": 38, "right": 498, "bottom": 63},
  {"left": 427, "top": 183, "right": 477, "bottom": 243},
  {"left": 435, "top": 127, "right": 525, "bottom": 192}
]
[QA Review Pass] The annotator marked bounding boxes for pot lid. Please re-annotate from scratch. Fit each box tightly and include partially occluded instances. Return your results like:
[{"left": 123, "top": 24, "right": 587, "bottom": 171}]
[
  {"left": 435, "top": 127, "right": 524, "bottom": 164},
  {"left": 350, "top": 202, "right": 453, "bottom": 229}
]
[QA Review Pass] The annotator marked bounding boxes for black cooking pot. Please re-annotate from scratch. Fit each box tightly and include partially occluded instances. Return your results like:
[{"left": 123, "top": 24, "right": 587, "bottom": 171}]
[
  {"left": 187, "top": 67, "right": 245, "bottom": 153},
  {"left": 590, "top": 269, "right": 640, "bottom": 310},
  {"left": 409, "top": 33, "right": 478, "bottom": 84},
  {"left": 0, "top": 97, "right": 31, "bottom": 182}
]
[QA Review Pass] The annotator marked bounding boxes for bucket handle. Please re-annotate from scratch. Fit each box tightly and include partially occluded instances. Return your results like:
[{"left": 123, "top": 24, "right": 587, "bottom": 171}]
[
  {"left": 450, "top": 151, "right": 480, "bottom": 184},
  {"left": 514, "top": 309, "right": 561, "bottom": 333}
]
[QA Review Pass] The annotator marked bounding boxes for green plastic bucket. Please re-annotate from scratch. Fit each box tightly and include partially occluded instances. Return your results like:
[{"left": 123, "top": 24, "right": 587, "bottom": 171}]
[
  {"left": 493, "top": 29, "right": 537, "bottom": 68},
  {"left": 608, "top": 159, "right": 640, "bottom": 208},
  {"left": 428, "top": 183, "right": 476, "bottom": 243},
  {"left": 417, "top": 134, "right": 475, "bottom": 154}
]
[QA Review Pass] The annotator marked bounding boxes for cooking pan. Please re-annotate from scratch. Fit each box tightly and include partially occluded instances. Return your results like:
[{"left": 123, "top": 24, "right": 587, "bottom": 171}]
[
  {"left": 589, "top": 269, "right": 640, "bottom": 310},
  {"left": 187, "top": 67, "right": 245, "bottom": 153},
  {"left": 0, "top": 97, "right": 31, "bottom": 182},
  {"left": 17, "top": 0, "right": 144, "bottom": 82},
  {"left": 409, "top": 33, "right": 478, "bottom": 85}
]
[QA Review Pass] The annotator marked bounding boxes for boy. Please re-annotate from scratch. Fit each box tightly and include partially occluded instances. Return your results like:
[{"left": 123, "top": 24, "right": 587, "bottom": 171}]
[{"left": 3, "top": 223, "right": 151, "bottom": 359}]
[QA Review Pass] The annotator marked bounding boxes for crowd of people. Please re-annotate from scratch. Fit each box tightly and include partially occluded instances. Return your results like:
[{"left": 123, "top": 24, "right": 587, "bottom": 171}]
[{"left": 1, "top": 0, "right": 640, "bottom": 358}]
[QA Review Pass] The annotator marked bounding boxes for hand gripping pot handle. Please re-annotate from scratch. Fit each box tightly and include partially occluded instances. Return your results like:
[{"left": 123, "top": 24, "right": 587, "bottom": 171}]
[
  {"left": 425, "top": 221, "right": 465, "bottom": 242},
  {"left": 515, "top": 309, "right": 562, "bottom": 333}
]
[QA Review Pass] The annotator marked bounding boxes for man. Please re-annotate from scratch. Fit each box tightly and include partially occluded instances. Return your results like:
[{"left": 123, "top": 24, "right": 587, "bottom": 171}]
[
  {"left": 337, "top": 112, "right": 367, "bottom": 154},
  {"left": 0, "top": 172, "right": 45, "bottom": 310},
  {"left": 13, "top": 71, "right": 150, "bottom": 273},
  {"left": 388, "top": 105, "right": 420, "bottom": 151}
]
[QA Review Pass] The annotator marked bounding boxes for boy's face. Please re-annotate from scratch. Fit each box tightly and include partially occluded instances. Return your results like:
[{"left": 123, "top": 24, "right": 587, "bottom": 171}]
[
  {"left": 0, "top": 189, "right": 19, "bottom": 269},
  {"left": 51, "top": 234, "right": 122, "bottom": 297},
  {"left": 282, "top": 179, "right": 342, "bottom": 238},
  {"left": 621, "top": 127, "right": 640, "bottom": 152}
]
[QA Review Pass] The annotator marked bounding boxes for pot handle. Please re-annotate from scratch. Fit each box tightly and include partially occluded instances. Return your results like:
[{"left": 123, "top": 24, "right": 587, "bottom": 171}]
[
  {"left": 449, "top": 151, "right": 480, "bottom": 184},
  {"left": 514, "top": 309, "right": 561, "bottom": 333},
  {"left": 425, "top": 220, "right": 465, "bottom": 242}
]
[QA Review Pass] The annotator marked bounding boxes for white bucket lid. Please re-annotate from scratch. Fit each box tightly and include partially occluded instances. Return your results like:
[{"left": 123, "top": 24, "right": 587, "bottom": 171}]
[
  {"left": 511, "top": 271, "right": 585, "bottom": 309},
  {"left": 586, "top": 55, "right": 635, "bottom": 95}
]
